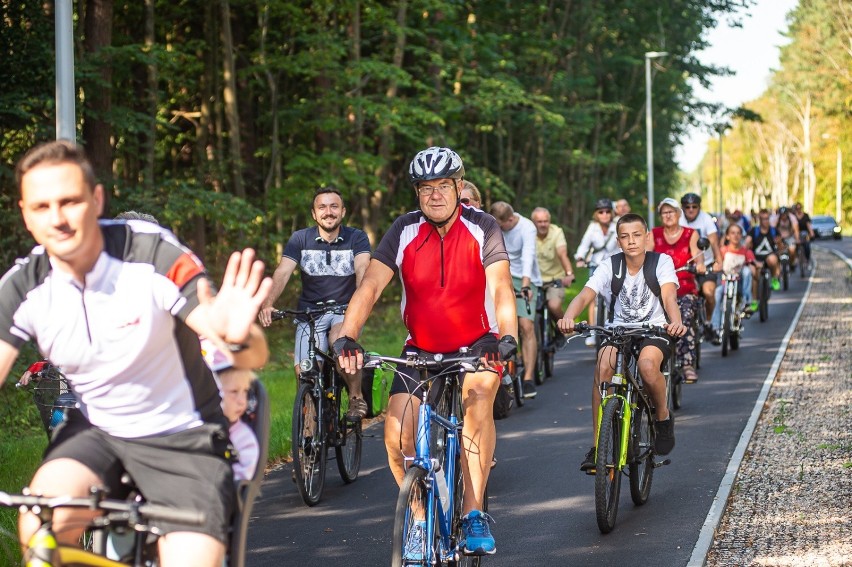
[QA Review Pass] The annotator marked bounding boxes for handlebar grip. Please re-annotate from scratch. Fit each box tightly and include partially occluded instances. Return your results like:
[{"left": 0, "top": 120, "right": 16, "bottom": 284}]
[
  {"left": 136, "top": 503, "right": 206, "bottom": 526},
  {"left": 270, "top": 310, "right": 286, "bottom": 321}
]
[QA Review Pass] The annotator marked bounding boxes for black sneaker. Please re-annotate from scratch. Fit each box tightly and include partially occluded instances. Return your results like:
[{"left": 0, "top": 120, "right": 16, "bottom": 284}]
[
  {"left": 711, "top": 330, "right": 721, "bottom": 346},
  {"left": 654, "top": 414, "right": 675, "bottom": 455},
  {"left": 580, "top": 446, "right": 596, "bottom": 474},
  {"left": 522, "top": 381, "right": 537, "bottom": 398}
]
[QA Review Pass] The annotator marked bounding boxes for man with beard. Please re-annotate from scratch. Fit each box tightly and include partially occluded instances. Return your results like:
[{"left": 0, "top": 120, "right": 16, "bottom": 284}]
[{"left": 259, "top": 186, "right": 371, "bottom": 420}]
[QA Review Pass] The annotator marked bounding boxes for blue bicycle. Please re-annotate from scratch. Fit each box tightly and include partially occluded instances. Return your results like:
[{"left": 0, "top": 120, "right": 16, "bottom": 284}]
[{"left": 364, "top": 350, "right": 485, "bottom": 567}]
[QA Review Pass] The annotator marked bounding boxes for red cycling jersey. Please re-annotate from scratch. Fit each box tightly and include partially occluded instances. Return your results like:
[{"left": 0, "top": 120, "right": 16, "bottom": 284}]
[
  {"left": 373, "top": 206, "right": 509, "bottom": 353},
  {"left": 652, "top": 226, "right": 697, "bottom": 297}
]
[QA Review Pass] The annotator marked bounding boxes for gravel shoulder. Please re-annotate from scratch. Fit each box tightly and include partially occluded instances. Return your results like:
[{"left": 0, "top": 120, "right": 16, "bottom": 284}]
[{"left": 705, "top": 248, "right": 852, "bottom": 567}]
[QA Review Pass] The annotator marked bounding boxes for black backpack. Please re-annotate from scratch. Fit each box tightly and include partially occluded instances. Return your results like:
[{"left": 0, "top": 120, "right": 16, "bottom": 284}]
[{"left": 607, "top": 251, "right": 669, "bottom": 323}]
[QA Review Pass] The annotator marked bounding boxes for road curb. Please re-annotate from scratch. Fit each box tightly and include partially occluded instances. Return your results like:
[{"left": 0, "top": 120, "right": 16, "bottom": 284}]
[{"left": 686, "top": 258, "right": 817, "bottom": 567}]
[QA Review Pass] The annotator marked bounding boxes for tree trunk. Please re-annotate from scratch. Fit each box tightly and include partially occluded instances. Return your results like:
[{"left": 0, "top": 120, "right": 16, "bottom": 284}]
[
  {"left": 220, "top": 0, "right": 245, "bottom": 197},
  {"left": 143, "top": 0, "right": 156, "bottom": 189},
  {"left": 82, "top": 0, "right": 114, "bottom": 184}
]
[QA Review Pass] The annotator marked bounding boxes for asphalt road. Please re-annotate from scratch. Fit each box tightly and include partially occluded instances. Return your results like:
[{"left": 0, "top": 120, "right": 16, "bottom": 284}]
[{"left": 246, "top": 266, "right": 811, "bottom": 567}]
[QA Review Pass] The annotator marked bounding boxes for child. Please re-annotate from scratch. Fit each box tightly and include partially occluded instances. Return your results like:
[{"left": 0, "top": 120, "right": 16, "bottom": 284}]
[
  {"left": 558, "top": 213, "right": 686, "bottom": 473},
  {"left": 219, "top": 367, "right": 260, "bottom": 482}
]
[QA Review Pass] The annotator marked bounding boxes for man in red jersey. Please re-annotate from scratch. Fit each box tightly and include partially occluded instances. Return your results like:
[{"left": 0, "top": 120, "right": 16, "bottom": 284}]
[{"left": 334, "top": 147, "right": 517, "bottom": 557}]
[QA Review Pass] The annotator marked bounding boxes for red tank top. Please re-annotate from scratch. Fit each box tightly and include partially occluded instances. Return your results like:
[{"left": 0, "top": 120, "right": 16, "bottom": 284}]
[{"left": 652, "top": 226, "right": 697, "bottom": 296}]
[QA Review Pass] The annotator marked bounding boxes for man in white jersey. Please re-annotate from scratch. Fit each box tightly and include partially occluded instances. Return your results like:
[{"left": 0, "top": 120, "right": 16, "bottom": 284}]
[
  {"left": 559, "top": 213, "right": 685, "bottom": 472},
  {"left": 0, "top": 140, "right": 272, "bottom": 566},
  {"left": 679, "top": 193, "right": 722, "bottom": 339},
  {"left": 490, "top": 201, "right": 542, "bottom": 398}
]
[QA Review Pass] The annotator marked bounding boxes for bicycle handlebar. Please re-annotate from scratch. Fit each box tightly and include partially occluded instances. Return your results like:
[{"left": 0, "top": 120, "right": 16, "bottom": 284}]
[
  {"left": 271, "top": 302, "right": 348, "bottom": 322},
  {"left": 0, "top": 491, "right": 206, "bottom": 526},
  {"left": 574, "top": 322, "right": 669, "bottom": 338},
  {"left": 363, "top": 352, "right": 484, "bottom": 374}
]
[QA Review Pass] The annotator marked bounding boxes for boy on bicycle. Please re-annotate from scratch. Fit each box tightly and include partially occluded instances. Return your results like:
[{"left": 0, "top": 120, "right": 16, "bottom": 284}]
[{"left": 558, "top": 213, "right": 685, "bottom": 473}]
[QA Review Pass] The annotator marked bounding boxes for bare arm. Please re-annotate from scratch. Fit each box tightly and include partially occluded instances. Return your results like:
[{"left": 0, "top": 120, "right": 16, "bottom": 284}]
[
  {"left": 557, "top": 286, "right": 597, "bottom": 334},
  {"left": 660, "top": 282, "right": 685, "bottom": 336},
  {"left": 0, "top": 341, "right": 19, "bottom": 387},
  {"left": 708, "top": 231, "right": 722, "bottom": 271},
  {"left": 354, "top": 252, "right": 370, "bottom": 288},
  {"left": 555, "top": 244, "right": 576, "bottom": 286},
  {"left": 259, "top": 256, "right": 298, "bottom": 327},
  {"left": 336, "top": 259, "right": 395, "bottom": 373},
  {"left": 485, "top": 260, "right": 518, "bottom": 342}
]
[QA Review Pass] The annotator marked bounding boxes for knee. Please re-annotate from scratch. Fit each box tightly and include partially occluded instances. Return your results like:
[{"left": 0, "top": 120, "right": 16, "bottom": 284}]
[{"left": 637, "top": 358, "right": 660, "bottom": 380}]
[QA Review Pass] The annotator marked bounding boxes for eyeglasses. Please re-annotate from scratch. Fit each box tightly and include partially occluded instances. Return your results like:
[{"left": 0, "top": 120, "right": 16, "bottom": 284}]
[
  {"left": 596, "top": 209, "right": 612, "bottom": 215},
  {"left": 418, "top": 182, "right": 455, "bottom": 197},
  {"left": 460, "top": 197, "right": 471, "bottom": 204},
  {"left": 683, "top": 205, "right": 699, "bottom": 210},
  {"left": 660, "top": 210, "right": 678, "bottom": 216}
]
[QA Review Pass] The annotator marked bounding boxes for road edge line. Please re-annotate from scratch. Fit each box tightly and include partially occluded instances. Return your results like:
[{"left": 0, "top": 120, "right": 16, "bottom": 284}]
[{"left": 685, "top": 255, "right": 818, "bottom": 567}]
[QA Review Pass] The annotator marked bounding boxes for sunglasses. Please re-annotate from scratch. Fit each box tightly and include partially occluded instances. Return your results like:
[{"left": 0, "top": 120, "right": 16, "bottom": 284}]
[{"left": 683, "top": 205, "right": 699, "bottom": 210}]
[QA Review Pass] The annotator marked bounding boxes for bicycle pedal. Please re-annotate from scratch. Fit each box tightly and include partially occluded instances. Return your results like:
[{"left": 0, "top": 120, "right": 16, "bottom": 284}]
[{"left": 653, "top": 458, "right": 671, "bottom": 468}]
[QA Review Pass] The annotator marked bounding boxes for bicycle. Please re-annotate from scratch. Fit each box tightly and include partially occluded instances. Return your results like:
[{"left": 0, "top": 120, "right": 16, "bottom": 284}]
[
  {"left": 533, "top": 280, "right": 564, "bottom": 384},
  {"left": 364, "top": 350, "right": 487, "bottom": 566},
  {"left": 718, "top": 271, "right": 747, "bottom": 357},
  {"left": 798, "top": 230, "right": 811, "bottom": 277},
  {"left": 778, "top": 245, "right": 791, "bottom": 291},
  {"left": 0, "top": 488, "right": 205, "bottom": 566},
  {"left": 271, "top": 303, "right": 362, "bottom": 506},
  {"left": 569, "top": 322, "right": 672, "bottom": 534},
  {"left": 756, "top": 262, "right": 772, "bottom": 322}
]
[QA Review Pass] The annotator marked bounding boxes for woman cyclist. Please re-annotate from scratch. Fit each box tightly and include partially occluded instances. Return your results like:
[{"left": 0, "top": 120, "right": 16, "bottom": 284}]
[
  {"left": 649, "top": 198, "right": 704, "bottom": 383},
  {"left": 774, "top": 206, "right": 799, "bottom": 269},
  {"left": 574, "top": 198, "right": 620, "bottom": 346}
]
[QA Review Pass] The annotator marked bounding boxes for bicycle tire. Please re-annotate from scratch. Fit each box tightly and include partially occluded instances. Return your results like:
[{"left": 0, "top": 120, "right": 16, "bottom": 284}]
[
  {"left": 628, "top": 401, "right": 655, "bottom": 505},
  {"left": 510, "top": 362, "right": 525, "bottom": 408},
  {"left": 759, "top": 273, "right": 769, "bottom": 322},
  {"left": 595, "top": 398, "right": 623, "bottom": 534},
  {"left": 782, "top": 260, "right": 789, "bottom": 290},
  {"left": 729, "top": 319, "right": 740, "bottom": 351},
  {"left": 534, "top": 316, "right": 546, "bottom": 385},
  {"left": 544, "top": 319, "right": 557, "bottom": 378},
  {"left": 721, "top": 294, "right": 732, "bottom": 357},
  {"left": 335, "top": 405, "right": 362, "bottom": 484},
  {"left": 292, "top": 381, "right": 327, "bottom": 506},
  {"left": 449, "top": 458, "right": 485, "bottom": 567},
  {"left": 390, "top": 467, "right": 436, "bottom": 567},
  {"left": 670, "top": 361, "right": 682, "bottom": 411}
]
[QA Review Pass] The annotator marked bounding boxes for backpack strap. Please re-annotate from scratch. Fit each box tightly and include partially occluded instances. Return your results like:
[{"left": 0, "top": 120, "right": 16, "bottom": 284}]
[{"left": 608, "top": 253, "right": 626, "bottom": 323}]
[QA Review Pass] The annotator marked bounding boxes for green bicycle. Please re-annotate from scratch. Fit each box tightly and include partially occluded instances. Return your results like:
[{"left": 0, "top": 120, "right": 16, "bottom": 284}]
[{"left": 573, "top": 322, "right": 672, "bottom": 534}]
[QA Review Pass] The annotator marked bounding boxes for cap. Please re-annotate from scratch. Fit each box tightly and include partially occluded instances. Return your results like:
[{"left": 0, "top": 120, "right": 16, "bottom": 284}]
[{"left": 657, "top": 197, "right": 681, "bottom": 213}]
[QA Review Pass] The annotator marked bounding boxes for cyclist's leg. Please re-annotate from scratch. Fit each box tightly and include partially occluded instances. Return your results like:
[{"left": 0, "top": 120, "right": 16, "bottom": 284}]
[
  {"left": 384, "top": 361, "right": 424, "bottom": 485},
  {"left": 293, "top": 320, "right": 311, "bottom": 376},
  {"left": 636, "top": 341, "right": 670, "bottom": 422},
  {"left": 752, "top": 258, "right": 764, "bottom": 298},
  {"left": 700, "top": 275, "right": 717, "bottom": 327},
  {"left": 765, "top": 252, "right": 780, "bottom": 278},
  {"left": 545, "top": 283, "right": 565, "bottom": 321},
  {"left": 327, "top": 316, "right": 365, "bottom": 416},
  {"left": 742, "top": 266, "right": 755, "bottom": 304},
  {"left": 459, "top": 368, "right": 499, "bottom": 514},
  {"left": 710, "top": 283, "right": 724, "bottom": 329},
  {"left": 160, "top": 533, "right": 225, "bottom": 566},
  {"left": 518, "top": 317, "right": 536, "bottom": 383}
]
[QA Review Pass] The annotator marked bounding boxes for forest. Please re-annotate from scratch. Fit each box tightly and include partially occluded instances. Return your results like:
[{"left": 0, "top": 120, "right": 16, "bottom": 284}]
[
  {"left": 1, "top": 0, "right": 847, "bottom": 275},
  {"left": 690, "top": 0, "right": 850, "bottom": 224}
]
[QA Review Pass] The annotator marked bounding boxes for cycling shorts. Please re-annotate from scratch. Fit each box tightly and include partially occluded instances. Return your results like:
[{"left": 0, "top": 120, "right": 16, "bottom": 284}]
[
  {"left": 44, "top": 413, "right": 235, "bottom": 543},
  {"left": 512, "top": 276, "right": 539, "bottom": 321},
  {"left": 389, "top": 334, "right": 501, "bottom": 398},
  {"left": 294, "top": 312, "right": 344, "bottom": 366},
  {"left": 542, "top": 281, "right": 565, "bottom": 303},
  {"left": 696, "top": 272, "right": 718, "bottom": 288}
]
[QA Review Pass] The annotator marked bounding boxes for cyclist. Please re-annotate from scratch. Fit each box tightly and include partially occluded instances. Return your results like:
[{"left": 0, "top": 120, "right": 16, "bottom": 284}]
[
  {"left": 0, "top": 140, "right": 271, "bottom": 566},
  {"left": 745, "top": 209, "right": 782, "bottom": 293},
  {"left": 650, "top": 198, "right": 705, "bottom": 383},
  {"left": 774, "top": 206, "right": 800, "bottom": 269},
  {"left": 334, "top": 146, "right": 517, "bottom": 557},
  {"left": 531, "top": 207, "right": 576, "bottom": 323},
  {"left": 792, "top": 202, "right": 814, "bottom": 266},
  {"left": 558, "top": 213, "right": 685, "bottom": 472},
  {"left": 679, "top": 193, "right": 722, "bottom": 339},
  {"left": 258, "top": 186, "right": 371, "bottom": 420},
  {"left": 574, "top": 198, "right": 620, "bottom": 347},
  {"left": 490, "top": 201, "right": 542, "bottom": 398},
  {"left": 711, "top": 224, "right": 758, "bottom": 334},
  {"left": 460, "top": 180, "right": 483, "bottom": 209},
  {"left": 614, "top": 198, "right": 631, "bottom": 218}
]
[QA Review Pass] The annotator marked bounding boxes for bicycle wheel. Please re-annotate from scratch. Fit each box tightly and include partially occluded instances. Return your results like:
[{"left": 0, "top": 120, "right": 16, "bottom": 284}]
[
  {"left": 510, "top": 362, "right": 525, "bottom": 408},
  {"left": 721, "top": 295, "right": 732, "bottom": 357},
  {"left": 391, "top": 467, "right": 437, "bottom": 567},
  {"left": 781, "top": 260, "right": 789, "bottom": 290},
  {"left": 292, "top": 381, "right": 327, "bottom": 506},
  {"left": 544, "top": 320, "right": 557, "bottom": 378},
  {"left": 335, "top": 399, "right": 362, "bottom": 484},
  {"left": 669, "top": 359, "right": 682, "bottom": 411},
  {"left": 595, "top": 398, "right": 623, "bottom": 534},
  {"left": 628, "top": 401, "right": 655, "bottom": 505},
  {"left": 759, "top": 273, "right": 769, "bottom": 322},
  {"left": 449, "top": 460, "right": 484, "bottom": 567},
  {"left": 534, "top": 315, "right": 546, "bottom": 385}
]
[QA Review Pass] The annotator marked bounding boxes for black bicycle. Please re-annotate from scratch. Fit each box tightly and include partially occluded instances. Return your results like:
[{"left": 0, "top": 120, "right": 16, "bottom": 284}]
[
  {"left": 272, "top": 302, "right": 362, "bottom": 506},
  {"left": 718, "top": 270, "right": 747, "bottom": 357},
  {"left": 534, "top": 280, "right": 564, "bottom": 384},
  {"left": 798, "top": 230, "right": 811, "bottom": 277},
  {"left": 569, "top": 322, "right": 672, "bottom": 534},
  {"left": 756, "top": 262, "right": 772, "bottom": 322},
  {"left": 511, "top": 289, "right": 535, "bottom": 399},
  {"left": 779, "top": 245, "right": 791, "bottom": 291}
]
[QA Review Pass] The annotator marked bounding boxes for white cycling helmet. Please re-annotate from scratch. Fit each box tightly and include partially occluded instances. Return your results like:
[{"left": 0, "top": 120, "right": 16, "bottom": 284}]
[{"left": 408, "top": 147, "right": 465, "bottom": 185}]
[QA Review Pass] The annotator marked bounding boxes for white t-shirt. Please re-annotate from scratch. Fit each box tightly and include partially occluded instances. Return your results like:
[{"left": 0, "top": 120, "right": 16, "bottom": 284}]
[
  {"left": 502, "top": 213, "right": 542, "bottom": 286},
  {"left": 585, "top": 254, "right": 678, "bottom": 326},
  {"left": 230, "top": 419, "right": 259, "bottom": 481},
  {"left": 680, "top": 210, "right": 718, "bottom": 264}
]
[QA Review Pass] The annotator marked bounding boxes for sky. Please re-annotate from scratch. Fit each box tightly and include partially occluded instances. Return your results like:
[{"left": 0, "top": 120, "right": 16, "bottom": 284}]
[{"left": 675, "top": 0, "right": 800, "bottom": 172}]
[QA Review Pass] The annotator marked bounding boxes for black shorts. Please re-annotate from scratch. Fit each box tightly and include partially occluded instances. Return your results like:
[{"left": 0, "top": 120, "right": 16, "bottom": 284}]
[
  {"left": 696, "top": 272, "right": 718, "bottom": 287},
  {"left": 635, "top": 336, "right": 673, "bottom": 363},
  {"left": 388, "top": 334, "right": 500, "bottom": 397},
  {"left": 44, "top": 413, "right": 235, "bottom": 543}
]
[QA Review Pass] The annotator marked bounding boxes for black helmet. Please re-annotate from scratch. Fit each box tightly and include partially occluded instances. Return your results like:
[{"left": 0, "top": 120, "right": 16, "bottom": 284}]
[
  {"left": 778, "top": 206, "right": 789, "bottom": 215},
  {"left": 681, "top": 192, "right": 701, "bottom": 206},
  {"left": 594, "top": 198, "right": 613, "bottom": 211},
  {"left": 408, "top": 147, "right": 465, "bottom": 185}
]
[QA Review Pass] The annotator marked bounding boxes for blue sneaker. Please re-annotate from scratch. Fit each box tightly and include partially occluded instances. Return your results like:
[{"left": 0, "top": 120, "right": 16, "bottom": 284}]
[
  {"left": 403, "top": 520, "right": 426, "bottom": 562},
  {"left": 460, "top": 510, "right": 496, "bottom": 556}
]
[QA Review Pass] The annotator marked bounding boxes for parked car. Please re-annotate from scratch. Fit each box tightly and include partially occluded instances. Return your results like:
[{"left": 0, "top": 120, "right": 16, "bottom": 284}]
[{"left": 810, "top": 215, "right": 842, "bottom": 240}]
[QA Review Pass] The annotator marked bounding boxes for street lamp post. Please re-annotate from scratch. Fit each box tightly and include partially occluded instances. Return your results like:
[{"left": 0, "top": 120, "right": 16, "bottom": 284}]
[
  {"left": 645, "top": 51, "right": 668, "bottom": 228},
  {"left": 55, "top": 0, "right": 76, "bottom": 142},
  {"left": 823, "top": 133, "right": 843, "bottom": 223}
]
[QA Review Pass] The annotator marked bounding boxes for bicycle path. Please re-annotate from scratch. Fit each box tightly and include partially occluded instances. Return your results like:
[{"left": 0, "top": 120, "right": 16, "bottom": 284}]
[
  {"left": 246, "top": 254, "right": 811, "bottom": 566},
  {"left": 700, "top": 247, "right": 852, "bottom": 567}
]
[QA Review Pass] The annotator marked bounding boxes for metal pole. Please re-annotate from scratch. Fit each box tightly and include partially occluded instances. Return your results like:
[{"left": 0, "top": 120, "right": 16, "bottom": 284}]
[
  {"left": 837, "top": 146, "right": 842, "bottom": 223},
  {"left": 719, "top": 132, "right": 724, "bottom": 213},
  {"left": 55, "top": 0, "right": 76, "bottom": 143},
  {"left": 645, "top": 56, "right": 654, "bottom": 228}
]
